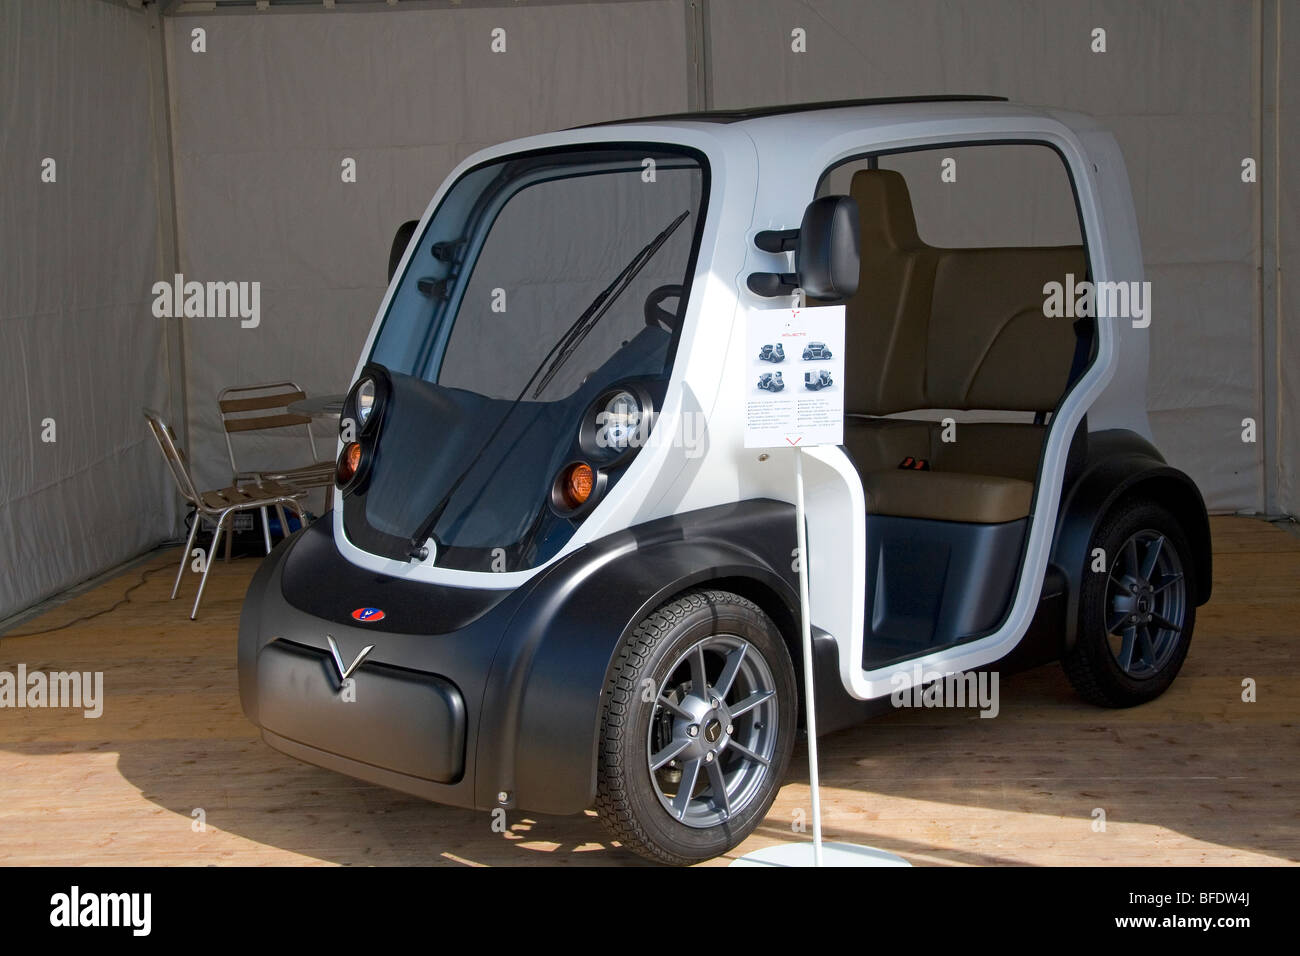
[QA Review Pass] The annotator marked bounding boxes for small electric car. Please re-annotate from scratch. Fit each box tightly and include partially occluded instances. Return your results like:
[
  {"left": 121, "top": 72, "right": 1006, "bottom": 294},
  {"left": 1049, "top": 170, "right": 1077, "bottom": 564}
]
[
  {"left": 758, "top": 342, "right": 785, "bottom": 363},
  {"left": 805, "top": 370, "right": 834, "bottom": 391},
  {"left": 758, "top": 371, "right": 785, "bottom": 392},
  {"left": 802, "top": 341, "right": 833, "bottom": 361},
  {"left": 239, "top": 97, "right": 1211, "bottom": 866}
]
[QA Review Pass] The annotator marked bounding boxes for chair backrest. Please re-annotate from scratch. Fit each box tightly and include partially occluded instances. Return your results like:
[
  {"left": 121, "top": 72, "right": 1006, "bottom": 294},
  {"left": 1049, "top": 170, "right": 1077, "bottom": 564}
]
[
  {"left": 143, "top": 408, "right": 202, "bottom": 506},
  {"left": 217, "top": 382, "right": 316, "bottom": 476}
]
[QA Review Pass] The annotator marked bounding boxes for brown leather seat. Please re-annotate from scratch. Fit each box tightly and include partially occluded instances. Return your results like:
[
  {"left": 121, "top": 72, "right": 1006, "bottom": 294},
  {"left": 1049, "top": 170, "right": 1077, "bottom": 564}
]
[{"left": 837, "top": 169, "right": 1085, "bottom": 523}]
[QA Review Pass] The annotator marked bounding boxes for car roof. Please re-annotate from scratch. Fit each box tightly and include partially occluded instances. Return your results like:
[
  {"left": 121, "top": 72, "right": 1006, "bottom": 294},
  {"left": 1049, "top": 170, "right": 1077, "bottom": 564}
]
[
  {"left": 579, "top": 95, "right": 1009, "bottom": 128},
  {"left": 570, "top": 96, "right": 1107, "bottom": 146}
]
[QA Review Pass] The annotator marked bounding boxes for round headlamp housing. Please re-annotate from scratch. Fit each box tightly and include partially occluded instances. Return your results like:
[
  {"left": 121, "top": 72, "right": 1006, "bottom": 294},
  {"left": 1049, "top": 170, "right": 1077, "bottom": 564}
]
[
  {"left": 597, "top": 390, "right": 641, "bottom": 452},
  {"left": 342, "top": 365, "right": 391, "bottom": 441},
  {"left": 336, "top": 365, "right": 390, "bottom": 496},
  {"left": 578, "top": 382, "right": 655, "bottom": 464}
]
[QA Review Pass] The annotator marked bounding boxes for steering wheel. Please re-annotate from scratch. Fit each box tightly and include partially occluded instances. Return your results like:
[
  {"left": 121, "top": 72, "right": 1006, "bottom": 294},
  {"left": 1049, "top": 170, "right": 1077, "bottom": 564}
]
[{"left": 644, "top": 284, "right": 684, "bottom": 332}]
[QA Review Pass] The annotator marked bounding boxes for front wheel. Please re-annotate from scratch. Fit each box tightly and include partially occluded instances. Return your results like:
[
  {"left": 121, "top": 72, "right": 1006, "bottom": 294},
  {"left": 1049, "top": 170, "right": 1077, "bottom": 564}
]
[
  {"left": 1063, "top": 498, "right": 1196, "bottom": 707},
  {"left": 594, "top": 589, "right": 797, "bottom": 865}
]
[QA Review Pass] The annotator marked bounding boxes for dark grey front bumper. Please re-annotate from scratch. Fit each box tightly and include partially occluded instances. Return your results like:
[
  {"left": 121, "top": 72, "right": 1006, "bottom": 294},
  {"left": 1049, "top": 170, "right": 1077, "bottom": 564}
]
[
  {"left": 238, "top": 520, "right": 522, "bottom": 811},
  {"left": 255, "top": 639, "right": 466, "bottom": 784}
]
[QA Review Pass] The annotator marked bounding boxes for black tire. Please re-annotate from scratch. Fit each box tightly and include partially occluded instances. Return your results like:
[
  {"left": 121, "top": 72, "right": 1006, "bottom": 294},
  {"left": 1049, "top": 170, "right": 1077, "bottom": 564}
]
[
  {"left": 594, "top": 589, "right": 797, "bottom": 865},
  {"left": 1063, "top": 497, "right": 1196, "bottom": 707}
]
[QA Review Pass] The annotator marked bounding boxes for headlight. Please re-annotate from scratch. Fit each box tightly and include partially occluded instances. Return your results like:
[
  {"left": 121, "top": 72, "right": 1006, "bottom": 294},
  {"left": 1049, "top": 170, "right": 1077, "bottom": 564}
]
[
  {"left": 597, "top": 390, "right": 641, "bottom": 452},
  {"left": 356, "top": 378, "right": 376, "bottom": 428},
  {"left": 343, "top": 368, "right": 388, "bottom": 439}
]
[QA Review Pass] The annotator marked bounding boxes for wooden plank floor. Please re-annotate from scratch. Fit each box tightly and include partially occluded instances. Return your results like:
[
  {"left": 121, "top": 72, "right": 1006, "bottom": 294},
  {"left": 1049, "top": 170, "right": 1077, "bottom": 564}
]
[{"left": 0, "top": 516, "right": 1295, "bottom": 866}]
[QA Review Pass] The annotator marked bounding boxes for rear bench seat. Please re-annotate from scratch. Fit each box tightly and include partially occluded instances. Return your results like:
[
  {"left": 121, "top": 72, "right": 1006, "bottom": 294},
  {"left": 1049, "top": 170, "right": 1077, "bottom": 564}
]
[
  {"left": 845, "top": 420, "right": 1047, "bottom": 523},
  {"left": 838, "top": 169, "right": 1086, "bottom": 523}
]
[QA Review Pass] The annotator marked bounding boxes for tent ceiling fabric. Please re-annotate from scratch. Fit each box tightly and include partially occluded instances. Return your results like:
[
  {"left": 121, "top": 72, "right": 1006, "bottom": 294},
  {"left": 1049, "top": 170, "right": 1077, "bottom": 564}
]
[{"left": 161, "top": 0, "right": 653, "bottom": 11}]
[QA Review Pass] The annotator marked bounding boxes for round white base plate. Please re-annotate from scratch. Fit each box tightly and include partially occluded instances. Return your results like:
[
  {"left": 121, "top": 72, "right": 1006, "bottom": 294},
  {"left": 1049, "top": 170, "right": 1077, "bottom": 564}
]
[{"left": 729, "top": 842, "right": 912, "bottom": 867}]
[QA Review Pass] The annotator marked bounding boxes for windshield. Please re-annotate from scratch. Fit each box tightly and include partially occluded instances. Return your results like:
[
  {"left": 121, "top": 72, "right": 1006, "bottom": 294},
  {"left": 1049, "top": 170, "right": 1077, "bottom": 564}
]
[{"left": 345, "top": 145, "right": 708, "bottom": 572}]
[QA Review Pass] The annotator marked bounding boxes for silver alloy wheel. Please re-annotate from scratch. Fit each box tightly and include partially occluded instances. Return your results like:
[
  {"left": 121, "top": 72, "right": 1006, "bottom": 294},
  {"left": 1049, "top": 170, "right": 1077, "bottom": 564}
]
[
  {"left": 1105, "top": 528, "right": 1188, "bottom": 679},
  {"left": 646, "top": 634, "right": 780, "bottom": 829}
]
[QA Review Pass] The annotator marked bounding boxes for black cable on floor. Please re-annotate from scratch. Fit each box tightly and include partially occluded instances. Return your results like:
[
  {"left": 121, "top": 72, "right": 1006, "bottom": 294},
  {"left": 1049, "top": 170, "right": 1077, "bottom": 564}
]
[{"left": 1, "top": 565, "right": 173, "bottom": 640}]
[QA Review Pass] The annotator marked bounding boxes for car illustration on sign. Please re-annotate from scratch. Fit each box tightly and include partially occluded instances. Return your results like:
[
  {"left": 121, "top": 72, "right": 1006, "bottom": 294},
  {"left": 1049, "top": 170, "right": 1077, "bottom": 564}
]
[
  {"left": 802, "top": 341, "right": 833, "bottom": 360},
  {"left": 804, "top": 369, "right": 833, "bottom": 390},
  {"left": 757, "top": 371, "right": 785, "bottom": 392},
  {"left": 758, "top": 343, "right": 785, "bottom": 363}
]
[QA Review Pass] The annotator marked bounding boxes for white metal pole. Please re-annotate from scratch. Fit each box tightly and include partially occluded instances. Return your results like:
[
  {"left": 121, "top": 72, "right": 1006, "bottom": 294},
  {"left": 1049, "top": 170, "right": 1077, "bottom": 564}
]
[{"left": 793, "top": 446, "right": 824, "bottom": 866}]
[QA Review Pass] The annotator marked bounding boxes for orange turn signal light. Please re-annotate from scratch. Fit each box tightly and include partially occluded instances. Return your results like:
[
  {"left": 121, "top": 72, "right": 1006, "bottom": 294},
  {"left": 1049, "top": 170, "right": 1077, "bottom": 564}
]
[
  {"left": 336, "top": 441, "right": 363, "bottom": 487},
  {"left": 558, "top": 462, "right": 595, "bottom": 510}
]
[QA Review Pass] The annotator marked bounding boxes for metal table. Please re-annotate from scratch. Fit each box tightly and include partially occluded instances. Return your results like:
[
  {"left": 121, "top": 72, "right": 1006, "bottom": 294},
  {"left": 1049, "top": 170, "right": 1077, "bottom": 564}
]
[{"left": 288, "top": 395, "right": 345, "bottom": 421}]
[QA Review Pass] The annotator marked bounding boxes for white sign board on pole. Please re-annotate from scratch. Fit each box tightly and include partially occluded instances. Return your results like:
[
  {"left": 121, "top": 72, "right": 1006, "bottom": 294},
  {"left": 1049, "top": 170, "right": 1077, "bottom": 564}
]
[
  {"left": 744, "top": 305, "right": 846, "bottom": 449},
  {"left": 733, "top": 303, "right": 909, "bottom": 869}
]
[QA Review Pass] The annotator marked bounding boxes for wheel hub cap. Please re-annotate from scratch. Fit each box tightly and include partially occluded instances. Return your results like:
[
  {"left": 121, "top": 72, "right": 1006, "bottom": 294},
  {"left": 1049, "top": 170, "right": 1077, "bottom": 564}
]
[
  {"left": 646, "top": 634, "right": 779, "bottom": 829},
  {"left": 703, "top": 717, "right": 722, "bottom": 743},
  {"left": 1104, "top": 529, "right": 1188, "bottom": 679}
]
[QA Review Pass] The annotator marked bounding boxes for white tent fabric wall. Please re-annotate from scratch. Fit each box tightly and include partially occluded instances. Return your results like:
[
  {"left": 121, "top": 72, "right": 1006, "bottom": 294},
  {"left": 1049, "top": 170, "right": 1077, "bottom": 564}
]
[
  {"left": 164, "top": 1, "right": 690, "bottom": 494},
  {"left": 1278, "top": 4, "right": 1298, "bottom": 517},
  {"left": 0, "top": 1, "right": 174, "bottom": 621},
  {"left": 706, "top": 0, "right": 1264, "bottom": 514},
  {"left": 1, "top": 0, "right": 1292, "bottom": 623}
]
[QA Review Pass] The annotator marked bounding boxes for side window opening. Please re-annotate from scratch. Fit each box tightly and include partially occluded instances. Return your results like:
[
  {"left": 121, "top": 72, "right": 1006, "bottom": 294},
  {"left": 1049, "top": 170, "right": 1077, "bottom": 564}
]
[
  {"left": 818, "top": 142, "right": 1094, "bottom": 668},
  {"left": 817, "top": 141, "right": 1092, "bottom": 502}
]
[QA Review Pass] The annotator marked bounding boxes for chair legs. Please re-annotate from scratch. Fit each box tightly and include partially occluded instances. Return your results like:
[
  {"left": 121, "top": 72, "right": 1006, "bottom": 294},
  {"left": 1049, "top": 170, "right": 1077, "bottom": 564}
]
[
  {"left": 176, "top": 498, "right": 303, "bottom": 620},
  {"left": 172, "top": 514, "right": 202, "bottom": 600},
  {"left": 260, "top": 506, "right": 272, "bottom": 555},
  {"left": 191, "top": 511, "right": 229, "bottom": 620}
]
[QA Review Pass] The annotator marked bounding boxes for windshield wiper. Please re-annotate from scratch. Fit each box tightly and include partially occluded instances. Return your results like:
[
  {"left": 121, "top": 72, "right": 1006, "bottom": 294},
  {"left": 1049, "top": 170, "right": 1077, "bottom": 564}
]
[
  {"left": 405, "top": 208, "right": 691, "bottom": 559},
  {"left": 531, "top": 208, "right": 690, "bottom": 398}
]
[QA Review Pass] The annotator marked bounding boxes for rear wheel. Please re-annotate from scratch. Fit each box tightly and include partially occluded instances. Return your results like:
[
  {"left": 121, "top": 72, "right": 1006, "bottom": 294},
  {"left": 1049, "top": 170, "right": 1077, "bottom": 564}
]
[
  {"left": 1063, "top": 498, "right": 1196, "bottom": 707},
  {"left": 595, "top": 589, "right": 797, "bottom": 865}
]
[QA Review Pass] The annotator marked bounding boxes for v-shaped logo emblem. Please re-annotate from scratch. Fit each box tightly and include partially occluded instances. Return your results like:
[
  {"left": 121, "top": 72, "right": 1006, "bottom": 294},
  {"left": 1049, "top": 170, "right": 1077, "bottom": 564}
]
[{"left": 325, "top": 634, "right": 374, "bottom": 685}]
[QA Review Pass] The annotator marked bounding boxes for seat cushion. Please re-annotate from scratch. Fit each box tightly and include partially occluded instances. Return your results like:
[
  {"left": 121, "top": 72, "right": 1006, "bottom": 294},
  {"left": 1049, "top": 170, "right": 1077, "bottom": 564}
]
[
  {"left": 199, "top": 479, "right": 300, "bottom": 511},
  {"left": 861, "top": 470, "right": 1033, "bottom": 523}
]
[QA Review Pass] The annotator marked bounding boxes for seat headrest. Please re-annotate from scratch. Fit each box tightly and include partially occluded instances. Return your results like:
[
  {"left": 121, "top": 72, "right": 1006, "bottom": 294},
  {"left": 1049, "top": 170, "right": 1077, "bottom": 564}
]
[{"left": 850, "top": 169, "right": 923, "bottom": 251}]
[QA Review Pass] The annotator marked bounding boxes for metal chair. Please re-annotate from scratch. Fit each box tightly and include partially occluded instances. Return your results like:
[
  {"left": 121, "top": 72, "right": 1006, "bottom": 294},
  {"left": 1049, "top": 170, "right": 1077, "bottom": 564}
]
[
  {"left": 217, "top": 382, "right": 334, "bottom": 552},
  {"left": 144, "top": 409, "right": 308, "bottom": 620}
]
